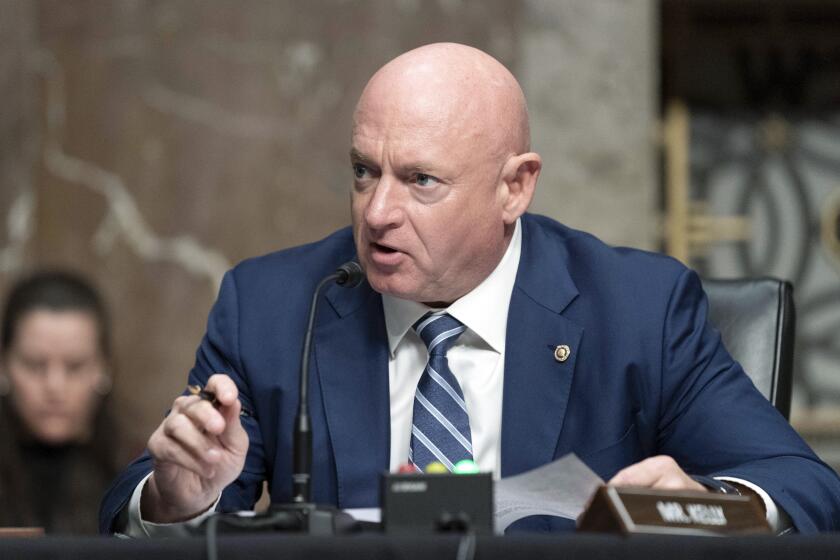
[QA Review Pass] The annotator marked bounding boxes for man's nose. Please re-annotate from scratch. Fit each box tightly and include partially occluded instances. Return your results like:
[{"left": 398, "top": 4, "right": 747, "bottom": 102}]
[{"left": 364, "top": 176, "right": 404, "bottom": 230}]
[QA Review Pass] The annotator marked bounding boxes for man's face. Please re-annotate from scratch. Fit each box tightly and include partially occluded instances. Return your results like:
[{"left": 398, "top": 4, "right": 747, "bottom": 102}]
[{"left": 350, "top": 97, "right": 509, "bottom": 305}]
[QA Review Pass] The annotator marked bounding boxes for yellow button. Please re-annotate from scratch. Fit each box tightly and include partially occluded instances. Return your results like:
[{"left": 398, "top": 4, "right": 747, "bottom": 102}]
[
  {"left": 425, "top": 462, "right": 448, "bottom": 474},
  {"left": 554, "top": 345, "right": 571, "bottom": 363}
]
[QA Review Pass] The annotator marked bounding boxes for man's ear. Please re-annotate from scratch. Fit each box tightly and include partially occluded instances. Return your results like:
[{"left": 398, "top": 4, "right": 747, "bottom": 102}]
[{"left": 499, "top": 152, "right": 541, "bottom": 224}]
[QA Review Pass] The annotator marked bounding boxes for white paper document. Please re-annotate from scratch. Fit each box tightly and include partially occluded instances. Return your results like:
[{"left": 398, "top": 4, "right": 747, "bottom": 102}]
[
  {"left": 493, "top": 453, "right": 603, "bottom": 532},
  {"left": 344, "top": 507, "right": 382, "bottom": 523}
]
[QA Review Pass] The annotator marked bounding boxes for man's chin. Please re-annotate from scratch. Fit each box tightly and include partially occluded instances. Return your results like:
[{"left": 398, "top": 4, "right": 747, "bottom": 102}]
[{"left": 365, "top": 271, "right": 423, "bottom": 302}]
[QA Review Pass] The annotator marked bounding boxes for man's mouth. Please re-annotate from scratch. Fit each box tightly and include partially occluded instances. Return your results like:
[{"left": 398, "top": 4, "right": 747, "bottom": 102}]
[
  {"left": 372, "top": 242, "right": 398, "bottom": 254},
  {"left": 368, "top": 241, "right": 405, "bottom": 266}
]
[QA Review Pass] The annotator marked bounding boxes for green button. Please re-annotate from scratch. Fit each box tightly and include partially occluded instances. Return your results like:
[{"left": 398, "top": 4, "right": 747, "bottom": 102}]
[{"left": 453, "top": 459, "right": 480, "bottom": 474}]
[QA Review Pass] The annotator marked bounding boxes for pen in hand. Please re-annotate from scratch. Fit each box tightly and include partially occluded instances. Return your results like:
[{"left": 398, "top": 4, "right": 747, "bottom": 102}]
[{"left": 188, "top": 384, "right": 253, "bottom": 418}]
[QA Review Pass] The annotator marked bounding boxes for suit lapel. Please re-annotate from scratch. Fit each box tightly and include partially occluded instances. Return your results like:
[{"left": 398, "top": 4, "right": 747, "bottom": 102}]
[
  {"left": 501, "top": 216, "right": 583, "bottom": 477},
  {"left": 315, "top": 280, "right": 390, "bottom": 507}
]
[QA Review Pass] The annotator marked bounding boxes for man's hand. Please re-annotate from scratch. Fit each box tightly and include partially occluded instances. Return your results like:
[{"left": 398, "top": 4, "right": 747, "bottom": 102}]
[
  {"left": 142, "top": 374, "right": 249, "bottom": 523},
  {"left": 609, "top": 455, "right": 707, "bottom": 492}
]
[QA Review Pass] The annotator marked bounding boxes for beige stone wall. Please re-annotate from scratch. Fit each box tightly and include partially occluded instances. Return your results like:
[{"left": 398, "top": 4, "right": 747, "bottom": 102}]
[
  {"left": 523, "top": 1, "right": 658, "bottom": 250},
  {"left": 0, "top": 0, "right": 656, "bottom": 450}
]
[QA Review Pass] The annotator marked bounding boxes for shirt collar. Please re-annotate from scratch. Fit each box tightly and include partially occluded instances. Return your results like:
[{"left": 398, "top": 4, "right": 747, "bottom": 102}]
[{"left": 382, "top": 218, "right": 522, "bottom": 357}]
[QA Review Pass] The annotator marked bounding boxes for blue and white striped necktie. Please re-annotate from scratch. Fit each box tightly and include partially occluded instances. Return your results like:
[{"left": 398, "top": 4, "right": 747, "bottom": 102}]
[{"left": 409, "top": 311, "right": 473, "bottom": 472}]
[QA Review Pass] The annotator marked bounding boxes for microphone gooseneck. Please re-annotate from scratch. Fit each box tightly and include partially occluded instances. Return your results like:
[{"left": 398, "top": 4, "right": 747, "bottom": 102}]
[{"left": 292, "top": 261, "right": 363, "bottom": 504}]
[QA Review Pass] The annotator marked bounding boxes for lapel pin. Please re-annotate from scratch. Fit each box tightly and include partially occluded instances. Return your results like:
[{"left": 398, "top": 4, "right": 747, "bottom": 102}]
[{"left": 554, "top": 344, "right": 571, "bottom": 363}]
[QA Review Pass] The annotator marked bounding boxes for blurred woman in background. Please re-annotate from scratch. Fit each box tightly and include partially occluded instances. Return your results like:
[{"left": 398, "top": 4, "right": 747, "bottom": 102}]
[{"left": 0, "top": 271, "right": 119, "bottom": 533}]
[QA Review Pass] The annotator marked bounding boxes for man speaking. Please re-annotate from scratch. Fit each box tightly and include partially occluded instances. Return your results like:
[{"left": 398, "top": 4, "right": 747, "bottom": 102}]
[{"left": 100, "top": 43, "right": 840, "bottom": 535}]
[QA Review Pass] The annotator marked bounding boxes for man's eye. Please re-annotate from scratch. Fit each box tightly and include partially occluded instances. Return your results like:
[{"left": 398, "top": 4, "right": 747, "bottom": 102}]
[
  {"left": 415, "top": 173, "right": 438, "bottom": 187},
  {"left": 353, "top": 164, "right": 368, "bottom": 179}
]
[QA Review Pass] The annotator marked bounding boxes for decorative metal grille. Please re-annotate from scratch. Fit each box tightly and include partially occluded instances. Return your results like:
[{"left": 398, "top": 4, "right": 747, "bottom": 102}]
[{"left": 685, "top": 110, "right": 840, "bottom": 409}]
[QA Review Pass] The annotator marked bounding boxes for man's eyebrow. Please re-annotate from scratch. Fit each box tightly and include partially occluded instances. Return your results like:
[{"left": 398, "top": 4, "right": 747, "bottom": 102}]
[
  {"left": 404, "top": 163, "right": 436, "bottom": 174},
  {"left": 349, "top": 148, "right": 373, "bottom": 163},
  {"left": 349, "top": 149, "right": 442, "bottom": 177}
]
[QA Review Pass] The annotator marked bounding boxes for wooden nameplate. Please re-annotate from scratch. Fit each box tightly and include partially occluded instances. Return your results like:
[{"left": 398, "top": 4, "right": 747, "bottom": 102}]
[{"left": 578, "top": 486, "right": 771, "bottom": 536}]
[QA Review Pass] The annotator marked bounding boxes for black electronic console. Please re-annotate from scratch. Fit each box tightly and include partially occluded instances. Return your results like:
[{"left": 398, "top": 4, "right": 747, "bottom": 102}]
[
  {"left": 381, "top": 471, "right": 494, "bottom": 535},
  {"left": 264, "top": 502, "right": 358, "bottom": 534}
]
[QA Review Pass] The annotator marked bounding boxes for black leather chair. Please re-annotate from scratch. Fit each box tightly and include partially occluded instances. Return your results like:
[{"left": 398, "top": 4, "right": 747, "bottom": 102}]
[{"left": 702, "top": 278, "right": 795, "bottom": 420}]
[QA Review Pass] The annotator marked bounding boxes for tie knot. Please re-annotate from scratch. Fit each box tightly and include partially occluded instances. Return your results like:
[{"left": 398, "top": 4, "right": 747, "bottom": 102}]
[{"left": 412, "top": 312, "right": 466, "bottom": 356}]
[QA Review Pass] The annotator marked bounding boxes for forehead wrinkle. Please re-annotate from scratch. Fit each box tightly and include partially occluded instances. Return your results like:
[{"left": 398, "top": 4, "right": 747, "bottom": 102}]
[{"left": 353, "top": 115, "right": 466, "bottom": 173}]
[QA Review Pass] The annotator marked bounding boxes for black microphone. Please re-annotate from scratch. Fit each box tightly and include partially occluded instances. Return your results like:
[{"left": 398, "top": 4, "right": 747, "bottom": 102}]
[
  {"left": 335, "top": 260, "right": 364, "bottom": 288},
  {"left": 292, "top": 260, "right": 364, "bottom": 504},
  {"left": 198, "top": 262, "right": 364, "bottom": 538}
]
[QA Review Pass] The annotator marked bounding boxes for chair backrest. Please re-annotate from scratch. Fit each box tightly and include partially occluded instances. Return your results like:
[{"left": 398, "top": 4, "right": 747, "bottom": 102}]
[{"left": 701, "top": 278, "right": 795, "bottom": 419}]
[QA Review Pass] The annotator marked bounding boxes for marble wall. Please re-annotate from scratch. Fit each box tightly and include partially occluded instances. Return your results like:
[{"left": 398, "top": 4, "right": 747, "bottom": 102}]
[{"left": 0, "top": 0, "right": 657, "bottom": 449}]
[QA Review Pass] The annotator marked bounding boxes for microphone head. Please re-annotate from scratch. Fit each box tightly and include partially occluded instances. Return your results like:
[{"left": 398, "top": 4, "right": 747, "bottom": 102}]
[{"left": 335, "top": 261, "right": 364, "bottom": 288}]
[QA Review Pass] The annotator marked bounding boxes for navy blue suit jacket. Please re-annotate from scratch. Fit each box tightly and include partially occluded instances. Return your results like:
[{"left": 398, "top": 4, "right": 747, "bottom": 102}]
[{"left": 100, "top": 214, "right": 840, "bottom": 533}]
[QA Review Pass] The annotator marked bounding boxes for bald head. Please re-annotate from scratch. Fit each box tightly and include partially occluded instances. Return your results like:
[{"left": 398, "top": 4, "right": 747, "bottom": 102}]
[
  {"left": 350, "top": 43, "right": 541, "bottom": 304},
  {"left": 354, "top": 43, "right": 530, "bottom": 157}
]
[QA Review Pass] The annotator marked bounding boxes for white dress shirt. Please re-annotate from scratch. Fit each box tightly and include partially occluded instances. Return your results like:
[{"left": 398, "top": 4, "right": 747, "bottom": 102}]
[{"left": 383, "top": 218, "right": 522, "bottom": 475}]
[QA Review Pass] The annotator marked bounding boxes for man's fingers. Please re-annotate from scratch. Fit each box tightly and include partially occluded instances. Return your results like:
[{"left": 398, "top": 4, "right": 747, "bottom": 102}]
[
  {"left": 178, "top": 374, "right": 243, "bottom": 440},
  {"left": 180, "top": 396, "right": 226, "bottom": 435},
  {"left": 175, "top": 380, "right": 247, "bottom": 454},
  {"left": 610, "top": 462, "right": 660, "bottom": 487},
  {"left": 149, "top": 422, "right": 219, "bottom": 480},
  {"left": 609, "top": 455, "right": 705, "bottom": 492},
  {"left": 148, "top": 374, "right": 248, "bottom": 492},
  {"left": 205, "top": 373, "right": 239, "bottom": 407},
  {"left": 194, "top": 374, "right": 249, "bottom": 452},
  {"left": 156, "top": 412, "right": 223, "bottom": 471},
  {"left": 217, "top": 398, "right": 248, "bottom": 451},
  {"left": 610, "top": 456, "right": 673, "bottom": 486},
  {"left": 163, "top": 412, "right": 222, "bottom": 458},
  {"left": 153, "top": 439, "right": 217, "bottom": 479}
]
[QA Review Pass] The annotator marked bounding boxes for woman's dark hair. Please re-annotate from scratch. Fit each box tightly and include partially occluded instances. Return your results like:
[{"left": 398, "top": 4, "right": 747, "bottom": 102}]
[
  {"left": 1, "top": 270, "right": 111, "bottom": 360},
  {"left": 0, "top": 270, "right": 119, "bottom": 533}
]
